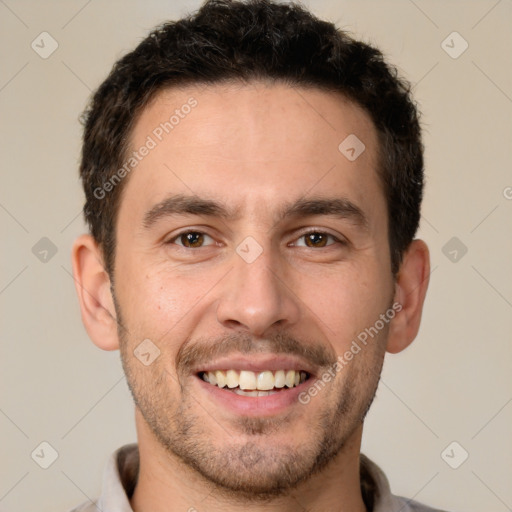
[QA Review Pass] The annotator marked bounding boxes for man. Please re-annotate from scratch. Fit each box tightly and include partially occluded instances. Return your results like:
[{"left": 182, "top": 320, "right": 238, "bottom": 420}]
[{"left": 71, "top": 0, "right": 442, "bottom": 510}]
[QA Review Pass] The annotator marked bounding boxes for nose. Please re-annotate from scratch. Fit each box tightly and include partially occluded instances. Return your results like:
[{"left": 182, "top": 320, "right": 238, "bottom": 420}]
[{"left": 216, "top": 245, "right": 301, "bottom": 336}]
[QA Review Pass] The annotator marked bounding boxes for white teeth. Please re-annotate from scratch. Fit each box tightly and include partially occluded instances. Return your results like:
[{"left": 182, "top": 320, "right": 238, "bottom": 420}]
[
  {"left": 258, "top": 390, "right": 279, "bottom": 396},
  {"left": 234, "top": 389, "right": 279, "bottom": 397},
  {"left": 234, "top": 389, "right": 258, "bottom": 397},
  {"left": 285, "top": 370, "right": 295, "bottom": 388},
  {"left": 257, "top": 370, "right": 275, "bottom": 390},
  {"left": 201, "top": 369, "right": 308, "bottom": 391},
  {"left": 226, "top": 369, "right": 238, "bottom": 388},
  {"left": 215, "top": 370, "right": 226, "bottom": 388},
  {"left": 274, "top": 370, "right": 285, "bottom": 388},
  {"left": 239, "top": 370, "right": 257, "bottom": 390}
]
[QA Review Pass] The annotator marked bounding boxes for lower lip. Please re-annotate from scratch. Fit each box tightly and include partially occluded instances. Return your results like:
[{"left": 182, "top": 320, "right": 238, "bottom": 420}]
[{"left": 195, "top": 375, "right": 313, "bottom": 417}]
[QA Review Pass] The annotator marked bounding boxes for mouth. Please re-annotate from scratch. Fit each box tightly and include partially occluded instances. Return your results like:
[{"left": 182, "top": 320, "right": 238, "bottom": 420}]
[
  {"left": 198, "top": 369, "right": 311, "bottom": 397},
  {"left": 192, "top": 355, "right": 317, "bottom": 416}
]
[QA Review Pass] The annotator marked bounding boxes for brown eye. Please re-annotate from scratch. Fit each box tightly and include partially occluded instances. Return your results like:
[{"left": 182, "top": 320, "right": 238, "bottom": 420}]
[
  {"left": 173, "top": 231, "right": 214, "bottom": 248},
  {"left": 304, "top": 232, "right": 329, "bottom": 248},
  {"left": 181, "top": 232, "right": 203, "bottom": 247}
]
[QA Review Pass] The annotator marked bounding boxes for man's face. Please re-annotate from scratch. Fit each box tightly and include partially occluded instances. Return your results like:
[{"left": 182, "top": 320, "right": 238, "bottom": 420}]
[{"left": 113, "top": 82, "right": 395, "bottom": 496}]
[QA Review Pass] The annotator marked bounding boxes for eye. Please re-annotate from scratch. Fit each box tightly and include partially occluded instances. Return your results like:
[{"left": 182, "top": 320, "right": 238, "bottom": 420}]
[
  {"left": 293, "top": 231, "right": 342, "bottom": 248},
  {"left": 169, "top": 231, "right": 216, "bottom": 248}
]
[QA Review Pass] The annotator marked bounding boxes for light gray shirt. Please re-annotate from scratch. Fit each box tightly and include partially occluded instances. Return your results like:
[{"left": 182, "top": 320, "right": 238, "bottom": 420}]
[{"left": 69, "top": 444, "right": 448, "bottom": 512}]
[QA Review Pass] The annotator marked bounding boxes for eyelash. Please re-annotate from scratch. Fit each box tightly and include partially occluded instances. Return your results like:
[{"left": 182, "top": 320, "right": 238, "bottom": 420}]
[
  {"left": 167, "top": 229, "right": 346, "bottom": 249},
  {"left": 292, "top": 230, "right": 345, "bottom": 248}
]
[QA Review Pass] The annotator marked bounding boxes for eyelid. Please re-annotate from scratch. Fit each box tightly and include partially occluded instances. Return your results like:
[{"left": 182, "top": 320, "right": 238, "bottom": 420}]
[
  {"left": 166, "top": 229, "right": 218, "bottom": 247},
  {"left": 290, "top": 228, "right": 347, "bottom": 247},
  {"left": 164, "top": 227, "right": 347, "bottom": 249}
]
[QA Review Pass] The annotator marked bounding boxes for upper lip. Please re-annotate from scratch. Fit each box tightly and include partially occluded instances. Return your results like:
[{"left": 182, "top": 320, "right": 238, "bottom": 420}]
[{"left": 193, "top": 354, "right": 318, "bottom": 378}]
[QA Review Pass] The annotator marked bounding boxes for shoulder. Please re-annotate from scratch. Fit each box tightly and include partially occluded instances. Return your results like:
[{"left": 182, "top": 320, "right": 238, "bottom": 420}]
[
  {"left": 360, "top": 454, "right": 451, "bottom": 512},
  {"left": 65, "top": 444, "right": 138, "bottom": 512}
]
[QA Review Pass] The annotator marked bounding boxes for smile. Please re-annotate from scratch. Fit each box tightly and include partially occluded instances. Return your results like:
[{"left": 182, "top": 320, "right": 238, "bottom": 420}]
[
  {"left": 199, "top": 369, "right": 310, "bottom": 396},
  {"left": 193, "top": 354, "right": 318, "bottom": 415}
]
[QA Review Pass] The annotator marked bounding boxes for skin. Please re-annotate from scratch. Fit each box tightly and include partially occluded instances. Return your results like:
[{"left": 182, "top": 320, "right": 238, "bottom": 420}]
[{"left": 72, "top": 82, "right": 430, "bottom": 512}]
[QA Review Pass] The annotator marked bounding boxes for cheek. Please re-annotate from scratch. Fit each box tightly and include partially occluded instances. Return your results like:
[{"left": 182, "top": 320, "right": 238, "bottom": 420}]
[
  {"left": 119, "top": 261, "right": 222, "bottom": 342},
  {"left": 294, "top": 262, "right": 392, "bottom": 351}
]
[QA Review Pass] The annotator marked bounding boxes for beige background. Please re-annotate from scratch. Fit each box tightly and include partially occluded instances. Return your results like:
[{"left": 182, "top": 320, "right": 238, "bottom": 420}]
[{"left": 1, "top": 1, "right": 511, "bottom": 511}]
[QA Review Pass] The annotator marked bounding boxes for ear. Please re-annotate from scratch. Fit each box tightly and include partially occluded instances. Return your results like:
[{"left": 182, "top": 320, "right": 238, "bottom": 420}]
[
  {"left": 386, "top": 239, "right": 430, "bottom": 354},
  {"left": 71, "top": 234, "right": 119, "bottom": 351}
]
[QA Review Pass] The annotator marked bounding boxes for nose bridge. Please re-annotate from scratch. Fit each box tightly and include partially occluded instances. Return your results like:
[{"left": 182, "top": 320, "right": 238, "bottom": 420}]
[
  {"left": 234, "top": 242, "right": 277, "bottom": 296},
  {"left": 216, "top": 240, "right": 300, "bottom": 335}
]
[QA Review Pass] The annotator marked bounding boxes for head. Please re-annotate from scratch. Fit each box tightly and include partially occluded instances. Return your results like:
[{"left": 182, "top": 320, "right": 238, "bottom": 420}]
[{"left": 72, "top": 0, "right": 429, "bottom": 501}]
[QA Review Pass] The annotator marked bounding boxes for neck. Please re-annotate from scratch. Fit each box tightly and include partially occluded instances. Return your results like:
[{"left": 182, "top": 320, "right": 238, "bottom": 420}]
[{"left": 130, "top": 409, "right": 367, "bottom": 512}]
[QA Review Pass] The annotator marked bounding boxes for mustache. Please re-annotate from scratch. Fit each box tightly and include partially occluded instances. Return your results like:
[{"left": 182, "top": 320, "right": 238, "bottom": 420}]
[{"left": 175, "top": 331, "right": 338, "bottom": 375}]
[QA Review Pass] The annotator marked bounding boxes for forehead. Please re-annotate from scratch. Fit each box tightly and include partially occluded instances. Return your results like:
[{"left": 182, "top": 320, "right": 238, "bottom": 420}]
[
  {"left": 135, "top": 81, "right": 377, "bottom": 159},
  {"left": 119, "top": 81, "right": 383, "bottom": 227}
]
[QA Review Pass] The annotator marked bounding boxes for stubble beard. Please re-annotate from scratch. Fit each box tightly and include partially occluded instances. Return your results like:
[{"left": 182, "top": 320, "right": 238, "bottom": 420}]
[{"left": 115, "top": 299, "right": 386, "bottom": 501}]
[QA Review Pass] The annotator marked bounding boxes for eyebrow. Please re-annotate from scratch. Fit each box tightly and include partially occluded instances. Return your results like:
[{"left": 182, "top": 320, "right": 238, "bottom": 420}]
[
  {"left": 277, "top": 197, "right": 369, "bottom": 231},
  {"left": 142, "top": 194, "right": 241, "bottom": 229},
  {"left": 142, "top": 194, "right": 368, "bottom": 231}
]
